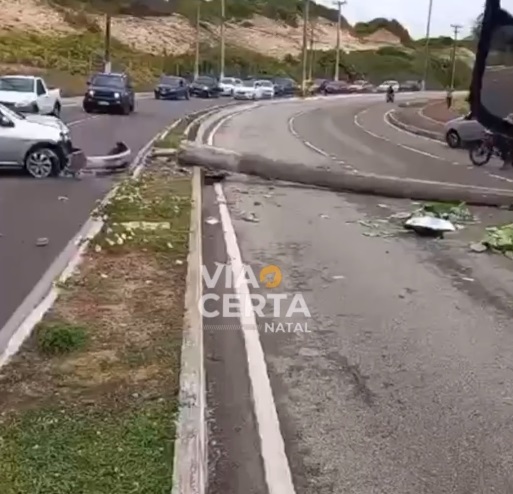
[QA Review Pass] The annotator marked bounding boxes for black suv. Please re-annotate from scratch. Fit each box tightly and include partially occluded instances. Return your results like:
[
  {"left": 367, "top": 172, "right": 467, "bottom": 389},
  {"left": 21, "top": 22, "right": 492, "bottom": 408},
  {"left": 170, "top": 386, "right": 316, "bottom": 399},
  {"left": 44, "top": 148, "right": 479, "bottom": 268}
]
[
  {"left": 189, "top": 76, "right": 221, "bottom": 98},
  {"left": 83, "top": 72, "right": 135, "bottom": 114}
]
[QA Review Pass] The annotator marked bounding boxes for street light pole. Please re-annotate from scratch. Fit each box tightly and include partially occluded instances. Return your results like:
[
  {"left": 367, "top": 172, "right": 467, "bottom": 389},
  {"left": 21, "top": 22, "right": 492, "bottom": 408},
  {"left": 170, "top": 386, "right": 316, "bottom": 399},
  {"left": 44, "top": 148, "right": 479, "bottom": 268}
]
[
  {"left": 104, "top": 13, "right": 112, "bottom": 73},
  {"left": 194, "top": 0, "right": 201, "bottom": 79},
  {"left": 308, "top": 16, "right": 316, "bottom": 80},
  {"left": 333, "top": 1, "right": 346, "bottom": 81},
  {"left": 301, "top": 0, "right": 310, "bottom": 94},
  {"left": 449, "top": 23, "right": 462, "bottom": 90},
  {"left": 421, "top": 0, "right": 434, "bottom": 91},
  {"left": 220, "top": 0, "right": 226, "bottom": 78}
]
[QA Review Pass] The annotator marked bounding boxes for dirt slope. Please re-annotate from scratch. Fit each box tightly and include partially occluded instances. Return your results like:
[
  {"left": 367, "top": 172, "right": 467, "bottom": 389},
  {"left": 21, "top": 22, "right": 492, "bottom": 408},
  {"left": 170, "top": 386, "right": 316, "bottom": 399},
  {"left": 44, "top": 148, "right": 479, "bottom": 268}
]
[{"left": 0, "top": 0, "right": 403, "bottom": 57}]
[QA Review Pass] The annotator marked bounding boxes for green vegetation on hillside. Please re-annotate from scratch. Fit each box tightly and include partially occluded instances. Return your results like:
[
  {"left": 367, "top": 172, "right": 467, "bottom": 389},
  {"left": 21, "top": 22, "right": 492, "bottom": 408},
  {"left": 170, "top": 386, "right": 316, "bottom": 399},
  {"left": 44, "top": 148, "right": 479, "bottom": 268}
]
[
  {"left": 0, "top": 29, "right": 471, "bottom": 95},
  {"left": 354, "top": 18, "right": 412, "bottom": 45}
]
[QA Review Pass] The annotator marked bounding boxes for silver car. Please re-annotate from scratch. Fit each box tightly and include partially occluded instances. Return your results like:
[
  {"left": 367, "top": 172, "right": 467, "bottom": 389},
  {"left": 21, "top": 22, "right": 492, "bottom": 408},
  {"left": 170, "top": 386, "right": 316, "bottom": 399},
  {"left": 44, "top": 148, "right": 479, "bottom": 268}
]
[
  {"left": 444, "top": 113, "right": 486, "bottom": 148},
  {"left": 0, "top": 103, "right": 76, "bottom": 177}
]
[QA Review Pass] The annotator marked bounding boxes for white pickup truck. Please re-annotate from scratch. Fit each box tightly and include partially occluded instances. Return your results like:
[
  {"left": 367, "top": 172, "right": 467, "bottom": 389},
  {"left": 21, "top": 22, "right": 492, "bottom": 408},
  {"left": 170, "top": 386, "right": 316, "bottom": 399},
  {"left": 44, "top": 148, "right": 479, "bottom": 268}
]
[{"left": 0, "top": 75, "right": 62, "bottom": 117}]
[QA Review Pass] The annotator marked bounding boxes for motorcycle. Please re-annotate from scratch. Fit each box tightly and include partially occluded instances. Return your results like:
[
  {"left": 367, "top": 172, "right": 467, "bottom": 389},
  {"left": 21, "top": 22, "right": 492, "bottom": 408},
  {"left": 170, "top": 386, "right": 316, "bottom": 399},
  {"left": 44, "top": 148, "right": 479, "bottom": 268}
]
[
  {"left": 468, "top": 131, "right": 503, "bottom": 166},
  {"left": 386, "top": 91, "right": 395, "bottom": 103}
]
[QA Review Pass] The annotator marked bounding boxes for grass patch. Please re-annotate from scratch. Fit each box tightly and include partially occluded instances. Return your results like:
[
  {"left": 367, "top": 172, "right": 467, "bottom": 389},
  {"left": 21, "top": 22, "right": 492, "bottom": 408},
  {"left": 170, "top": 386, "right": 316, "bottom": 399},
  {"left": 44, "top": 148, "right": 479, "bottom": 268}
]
[
  {"left": 0, "top": 155, "right": 191, "bottom": 492},
  {"left": 36, "top": 321, "right": 88, "bottom": 355},
  {"left": 154, "top": 131, "right": 182, "bottom": 149}
]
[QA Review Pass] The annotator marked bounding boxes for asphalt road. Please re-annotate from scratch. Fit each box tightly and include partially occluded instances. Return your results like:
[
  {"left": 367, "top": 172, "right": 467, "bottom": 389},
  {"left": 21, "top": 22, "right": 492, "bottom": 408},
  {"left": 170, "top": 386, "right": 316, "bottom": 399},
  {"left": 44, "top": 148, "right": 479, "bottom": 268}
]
[
  {"left": 203, "top": 96, "right": 513, "bottom": 493},
  {"left": 0, "top": 96, "right": 225, "bottom": 340}
]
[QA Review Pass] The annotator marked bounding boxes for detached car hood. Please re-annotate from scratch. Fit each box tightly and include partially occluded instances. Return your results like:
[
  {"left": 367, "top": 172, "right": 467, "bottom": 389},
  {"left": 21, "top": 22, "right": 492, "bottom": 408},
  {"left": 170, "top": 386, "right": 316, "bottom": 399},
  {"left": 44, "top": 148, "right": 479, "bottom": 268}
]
[{"left": 0, "top": 91, "right": 34, "bottom": 104}]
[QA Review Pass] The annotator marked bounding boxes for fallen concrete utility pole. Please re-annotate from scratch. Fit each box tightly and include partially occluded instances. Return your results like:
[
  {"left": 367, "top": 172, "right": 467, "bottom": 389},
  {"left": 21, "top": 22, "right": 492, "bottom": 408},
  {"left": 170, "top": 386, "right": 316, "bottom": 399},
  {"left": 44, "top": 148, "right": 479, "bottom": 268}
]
[{"left": 177, "top": 142, "right": 513, "bottom": 207}]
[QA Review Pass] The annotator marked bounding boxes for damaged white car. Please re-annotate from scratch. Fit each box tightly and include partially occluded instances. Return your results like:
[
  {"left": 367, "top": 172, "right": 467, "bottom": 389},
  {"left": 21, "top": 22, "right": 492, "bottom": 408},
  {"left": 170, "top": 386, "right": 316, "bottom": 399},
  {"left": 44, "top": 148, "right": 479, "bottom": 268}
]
[{"left": 0, "top": 103, "right": 82, "bottom": 178}]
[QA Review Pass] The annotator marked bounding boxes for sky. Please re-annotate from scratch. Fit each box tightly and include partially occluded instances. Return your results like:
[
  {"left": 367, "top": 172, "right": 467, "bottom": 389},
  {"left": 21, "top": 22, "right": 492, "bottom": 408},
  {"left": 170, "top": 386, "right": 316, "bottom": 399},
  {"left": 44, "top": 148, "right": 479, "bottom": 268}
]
[{"left": 317, "top": 0, "right": 513, "bottom": 39}]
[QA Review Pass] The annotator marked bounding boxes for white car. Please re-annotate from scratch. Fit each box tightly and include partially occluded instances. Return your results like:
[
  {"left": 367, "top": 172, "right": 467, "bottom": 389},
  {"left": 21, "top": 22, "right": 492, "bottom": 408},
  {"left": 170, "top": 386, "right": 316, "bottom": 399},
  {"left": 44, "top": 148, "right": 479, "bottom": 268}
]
[
  {"left": 377, "top": 80, "right": 400, "bottom": 93},
  {"left": 444, "top": 114, "right": 486, "bottom": 148},
  {"left": 233, "top": 80, "right": 275, "bottom": 100},
  {"left": 0, "top": 75, "right": 62, "bottom": 117},
  {"left": 0, "top": 103, "right": 76, "bottom": 178},
  {"left": 218, "top": 77, "right": 242, "bottom": 96}
]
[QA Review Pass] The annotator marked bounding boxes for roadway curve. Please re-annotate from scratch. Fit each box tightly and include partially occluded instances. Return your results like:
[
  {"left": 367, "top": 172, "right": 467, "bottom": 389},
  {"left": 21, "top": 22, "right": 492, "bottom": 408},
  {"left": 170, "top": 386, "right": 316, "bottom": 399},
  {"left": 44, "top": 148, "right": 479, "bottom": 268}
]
[
  {"left": 0, "top": 97, "right": 225, "bottom": 340},
  {"left": 202, "top": 95, "right": 513, "bottom": 494}
]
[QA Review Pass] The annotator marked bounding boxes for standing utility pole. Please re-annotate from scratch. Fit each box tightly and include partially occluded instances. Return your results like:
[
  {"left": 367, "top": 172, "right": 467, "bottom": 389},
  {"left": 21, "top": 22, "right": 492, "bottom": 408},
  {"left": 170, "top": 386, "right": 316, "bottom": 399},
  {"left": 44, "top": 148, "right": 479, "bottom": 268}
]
[
  {"left": 104, "top": 13, "right": 112, "bottom": 73},
  {"left": 308, "top": 16, "right": 316, "bottom": 81},
  {"left": 421, "top": 0, "right": 434, "bottom": 91},
  {"left": 301, "top": 0, "right": 310, "bottom": 94},
  {"left": 449, "top": 24, "right": 462, "bottom": 90},
  {"left": 220, "top": 0, "right": 226, "bottom": 78},
  {"left": 194, "top": 0, "right": 201, "bottom": 79},
  {"left": 333, "top": 1, "right": 346, "bottom": 81}
]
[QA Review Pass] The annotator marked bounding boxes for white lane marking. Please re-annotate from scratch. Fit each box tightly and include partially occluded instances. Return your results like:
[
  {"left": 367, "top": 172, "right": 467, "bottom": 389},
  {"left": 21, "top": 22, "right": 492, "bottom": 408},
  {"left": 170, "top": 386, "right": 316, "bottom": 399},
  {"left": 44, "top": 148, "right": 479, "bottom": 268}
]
[
  {"left": 287, "top": 111, "right": 332, "bottom": 158},
  {"left": 354, "top": 108, "right": 447, "bottom": 161},
  {"left": 383, "top": 109, "right": 443, "bottom": 145},
  {"left": 68, "top": 115, "right": 100, "bottom": 126},
  {"left": 489, "top": 173, "right": 513, "bottom": 184},
  {"left": 208, "top": 110, "right": 297, "bottom": 494}
]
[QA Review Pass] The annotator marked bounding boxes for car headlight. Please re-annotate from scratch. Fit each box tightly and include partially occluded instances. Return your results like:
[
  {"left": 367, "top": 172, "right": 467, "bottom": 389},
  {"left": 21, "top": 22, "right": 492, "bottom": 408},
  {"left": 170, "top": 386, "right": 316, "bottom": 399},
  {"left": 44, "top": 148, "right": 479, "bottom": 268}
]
[
  {"left": 88, "top": 90, "right": 94, "bottom": 96},
  {"left": 114, "top": 92, "right": 120, "bottom": 98},
  {"left": 15, "top": 100, "right": 32, "bottom": 107},
  {"left": 203, "top": 86, "right": 209, "bottom": 90},
  {"left": 60, "top": 130, "right": 71, "bottom": 141}
]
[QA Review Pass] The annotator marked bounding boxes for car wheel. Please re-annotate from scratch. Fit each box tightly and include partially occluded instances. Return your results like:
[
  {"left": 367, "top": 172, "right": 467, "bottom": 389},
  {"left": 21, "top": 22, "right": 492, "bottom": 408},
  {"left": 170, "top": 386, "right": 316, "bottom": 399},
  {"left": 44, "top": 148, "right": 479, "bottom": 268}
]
[
  {"left": 184, "top": 91, "right": 190, "bottom": 100},
  {"left": 51, "top": 102, "right": 61, "bottom": 118},
  {"left": 83, "top": 104, "right": 93, "bottom": 113},
  {"left": 31, "top": 102, "right": 40, "bottom": 113},
  {"left": 121, "top": 101, "right": 130, "bottom": 115},
  {"left": 24, "top": 145, "right": 62, "bottom": 178},
  {"left": 445, "top": 129, "right": 461, "bottom": 148},
  {"left": 155, "top": 92, "right": 160, "bottom": 100}
]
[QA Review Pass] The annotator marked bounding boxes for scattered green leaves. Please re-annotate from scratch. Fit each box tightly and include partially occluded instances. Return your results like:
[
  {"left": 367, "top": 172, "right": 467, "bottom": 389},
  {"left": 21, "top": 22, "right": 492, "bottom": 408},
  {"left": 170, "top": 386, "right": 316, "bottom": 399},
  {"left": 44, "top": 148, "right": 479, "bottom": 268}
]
[
  {"left": 481, "top": 223, "right": 513, "bottom": 253},
  {"left": 414, "top": 201, "right": 474, "bottom": 224}
]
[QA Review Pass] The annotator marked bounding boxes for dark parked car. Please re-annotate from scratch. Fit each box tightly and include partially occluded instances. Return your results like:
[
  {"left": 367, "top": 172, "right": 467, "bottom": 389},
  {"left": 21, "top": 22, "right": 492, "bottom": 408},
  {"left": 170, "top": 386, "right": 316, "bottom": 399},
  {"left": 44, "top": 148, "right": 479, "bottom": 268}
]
[
  {"left": 154, "top": 75, "right": 189, "bottom": 100},
  {"left": 273, "top": 77, "right": 298, "bottom": 97},
  {"left": 189, "top": 76, "right": 221, "bottom": 98},
  {"left": 399, "top": 80, "right": 421, "bottom": 92},
  {"left": 83, "top": 72, "right": 135, "bottom": 114},
  {"left": 322, "top": 80, "right": 351, "bottom": 95}
]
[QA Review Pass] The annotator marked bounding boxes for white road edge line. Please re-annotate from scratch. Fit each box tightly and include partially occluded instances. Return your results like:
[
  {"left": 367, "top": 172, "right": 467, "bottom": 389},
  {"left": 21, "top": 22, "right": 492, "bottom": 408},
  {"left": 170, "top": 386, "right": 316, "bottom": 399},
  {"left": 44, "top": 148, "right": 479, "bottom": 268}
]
[
  {"left": 0, "top": 117, "right": 183, "bottom": 368},
  {"left": 206, "top": 112, "right": 297, "bottom": 494}
]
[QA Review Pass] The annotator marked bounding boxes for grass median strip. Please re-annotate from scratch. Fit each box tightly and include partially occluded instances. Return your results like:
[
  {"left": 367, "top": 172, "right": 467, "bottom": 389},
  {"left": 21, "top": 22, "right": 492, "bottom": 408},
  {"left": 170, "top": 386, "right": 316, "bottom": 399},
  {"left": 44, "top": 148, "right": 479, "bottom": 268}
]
[{"left": 0, "top": 156, "right": 192, "bottom": 493}]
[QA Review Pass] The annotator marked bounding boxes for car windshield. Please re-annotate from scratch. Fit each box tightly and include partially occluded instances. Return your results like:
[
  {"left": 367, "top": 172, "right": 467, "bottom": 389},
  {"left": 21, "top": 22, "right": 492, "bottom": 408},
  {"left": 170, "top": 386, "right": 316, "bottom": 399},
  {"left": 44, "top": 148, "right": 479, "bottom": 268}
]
[
  {"left": 0, "top": 77, "right": 34, "bottom": 92},
  {"left": 196, "top": 77, "right": 214, "bottom": 85},
  {"left": 90, "top": 75, "right": 125, "bottom": 88},
  {"left": 258, "top": 81, "right": 273, "bottom": 87},
  {"left": 274, "top": 78, "right": 293, "bottom": 85},
  {"left": 159, "top": 76, "right": 180, "bottom": 86},
  {"left": 242, "top": 80, "right": 255, "bottom": 87},
  {"left": 221, "top": 78, "right": 234, "bottom": 84}
]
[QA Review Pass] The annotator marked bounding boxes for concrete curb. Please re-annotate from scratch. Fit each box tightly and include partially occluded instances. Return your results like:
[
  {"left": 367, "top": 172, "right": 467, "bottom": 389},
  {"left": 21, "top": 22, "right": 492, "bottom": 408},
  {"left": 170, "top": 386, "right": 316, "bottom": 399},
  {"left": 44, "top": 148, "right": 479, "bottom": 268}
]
[{"left": 386, "top": 109, "right": 445, "bottom": 143}]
